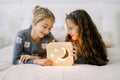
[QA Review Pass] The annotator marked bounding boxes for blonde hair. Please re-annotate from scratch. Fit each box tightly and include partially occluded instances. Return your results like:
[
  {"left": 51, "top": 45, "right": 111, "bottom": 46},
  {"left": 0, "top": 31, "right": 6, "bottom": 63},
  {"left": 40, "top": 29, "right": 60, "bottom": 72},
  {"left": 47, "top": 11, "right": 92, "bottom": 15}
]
[{"left": 32, "top": 5, "right": 55, "bottom": 24}]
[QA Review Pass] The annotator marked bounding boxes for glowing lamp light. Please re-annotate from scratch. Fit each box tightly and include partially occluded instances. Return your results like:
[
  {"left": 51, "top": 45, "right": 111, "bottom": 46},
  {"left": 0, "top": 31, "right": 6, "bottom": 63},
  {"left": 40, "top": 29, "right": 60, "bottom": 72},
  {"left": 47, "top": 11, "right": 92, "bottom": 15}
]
[{"left": 47, "top": 42, "right": 73, "bottom": 66}]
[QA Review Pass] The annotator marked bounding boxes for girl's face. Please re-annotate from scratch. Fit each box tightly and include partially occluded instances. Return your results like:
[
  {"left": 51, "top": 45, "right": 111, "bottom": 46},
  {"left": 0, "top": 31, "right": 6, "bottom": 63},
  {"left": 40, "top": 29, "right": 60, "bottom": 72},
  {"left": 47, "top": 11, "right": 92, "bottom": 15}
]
[
  {"left": 33, "top": 18, "right": 54, "bottom": 38},
  {"left": 66, "top": 19, "right": 79, "bottom": 40}
]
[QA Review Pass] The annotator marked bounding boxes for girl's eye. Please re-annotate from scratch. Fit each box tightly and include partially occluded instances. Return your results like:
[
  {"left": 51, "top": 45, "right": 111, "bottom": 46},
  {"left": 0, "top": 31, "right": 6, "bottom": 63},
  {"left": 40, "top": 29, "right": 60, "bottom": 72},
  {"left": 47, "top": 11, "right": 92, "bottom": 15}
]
[
  {"left": 49, "top": 28, "right": 52, "bottom": 31},
  {"left": 43, "top": 25, "right": 52, "bottom": 31},
  {"left": 43, "top": 26, "right": 47, "bottom": 28}
]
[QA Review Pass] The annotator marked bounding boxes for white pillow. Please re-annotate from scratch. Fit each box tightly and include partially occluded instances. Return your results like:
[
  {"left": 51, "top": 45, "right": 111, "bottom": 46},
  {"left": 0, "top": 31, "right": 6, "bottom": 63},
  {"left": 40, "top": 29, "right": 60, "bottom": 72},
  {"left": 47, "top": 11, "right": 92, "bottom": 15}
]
[
  {"left": 100, "top": 31, "right": 114, "bottom": 48},
  {"left": 52, "top": 25, "right": 67, "bottom": 42}
]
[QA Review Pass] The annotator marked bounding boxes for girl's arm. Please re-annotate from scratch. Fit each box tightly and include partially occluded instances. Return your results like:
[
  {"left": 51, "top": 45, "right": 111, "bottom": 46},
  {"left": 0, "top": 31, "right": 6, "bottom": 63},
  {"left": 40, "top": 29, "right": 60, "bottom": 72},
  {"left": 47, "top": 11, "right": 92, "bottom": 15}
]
[
  {"left": 12, "top": 31, "right": 34, "bottom": 64},
  {"left": 33, "top": 58, "right": 53, "bottom": 66},
  {"left": 20, "top": 54, "right": 40, "bottom": 63},
  {"left": 12, "top": 32, "right": 24, "bottom": 65}
]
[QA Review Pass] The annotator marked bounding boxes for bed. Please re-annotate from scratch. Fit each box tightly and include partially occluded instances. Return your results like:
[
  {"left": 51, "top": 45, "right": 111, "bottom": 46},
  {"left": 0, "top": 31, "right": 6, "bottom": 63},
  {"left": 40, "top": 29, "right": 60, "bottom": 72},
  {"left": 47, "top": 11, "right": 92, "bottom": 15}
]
[{"left": 0, "top": 45, "right": 120, "bottom": 80}]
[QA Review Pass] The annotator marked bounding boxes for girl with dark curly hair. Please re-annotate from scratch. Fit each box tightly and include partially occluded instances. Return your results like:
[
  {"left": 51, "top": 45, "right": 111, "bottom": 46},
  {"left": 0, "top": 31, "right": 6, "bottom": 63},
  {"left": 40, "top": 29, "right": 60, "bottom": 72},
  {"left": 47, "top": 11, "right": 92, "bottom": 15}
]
[{"left": 65, "top": 10, "right": 108, "bottom": 66}]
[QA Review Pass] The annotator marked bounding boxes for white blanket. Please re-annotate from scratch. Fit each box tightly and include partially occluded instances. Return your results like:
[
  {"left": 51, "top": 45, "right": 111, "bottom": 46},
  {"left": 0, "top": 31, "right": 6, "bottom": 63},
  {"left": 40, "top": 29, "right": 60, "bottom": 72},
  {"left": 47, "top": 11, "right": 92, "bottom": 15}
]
[{"left": 0, "top": 46, "right": 120, "bottom": 80}]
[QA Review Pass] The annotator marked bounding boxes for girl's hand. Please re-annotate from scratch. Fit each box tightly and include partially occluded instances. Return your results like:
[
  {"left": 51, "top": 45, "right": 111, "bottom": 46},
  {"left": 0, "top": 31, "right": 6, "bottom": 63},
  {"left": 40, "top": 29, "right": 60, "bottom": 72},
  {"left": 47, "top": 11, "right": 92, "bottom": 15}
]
[
  {"left": 20, "top": 55, "right": 31, "bottom": 62},
  {"left": 33, "top": 59, "right": 53, "bottom": 66},
  {"left": 72, "top": 43, "right": 78, "bottom": 61},
  {"left": 50, "top": 39, "right": 55, "bottom": 42},
  {"left": 41, "top": 43, "right": 48, "bottom": 49}
]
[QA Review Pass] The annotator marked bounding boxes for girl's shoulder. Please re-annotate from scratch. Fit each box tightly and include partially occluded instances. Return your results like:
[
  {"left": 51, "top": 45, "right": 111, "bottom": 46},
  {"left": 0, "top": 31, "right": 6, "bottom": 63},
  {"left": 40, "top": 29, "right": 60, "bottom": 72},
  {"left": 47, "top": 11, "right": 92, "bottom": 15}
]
[{"left": 17, "top": 28, "right": 31, "bottom": 37}]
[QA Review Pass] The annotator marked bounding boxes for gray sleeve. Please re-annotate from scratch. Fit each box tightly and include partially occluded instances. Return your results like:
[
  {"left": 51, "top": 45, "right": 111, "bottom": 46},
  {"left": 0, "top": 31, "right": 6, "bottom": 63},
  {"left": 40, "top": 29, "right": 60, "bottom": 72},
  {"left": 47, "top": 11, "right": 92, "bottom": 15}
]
[
  {"left": 12, "top": 31, "right": 24, "bottom": 65},
  {"left": 12, "top": 31, "right": 34, "bottom": 65}
]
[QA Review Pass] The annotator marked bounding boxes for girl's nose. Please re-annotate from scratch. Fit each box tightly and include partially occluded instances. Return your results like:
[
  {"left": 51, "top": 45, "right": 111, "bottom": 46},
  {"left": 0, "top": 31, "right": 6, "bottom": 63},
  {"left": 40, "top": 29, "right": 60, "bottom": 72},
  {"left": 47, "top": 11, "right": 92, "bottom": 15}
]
[{"left": 67, "top": 31, "right": 71, "bottom": 35}]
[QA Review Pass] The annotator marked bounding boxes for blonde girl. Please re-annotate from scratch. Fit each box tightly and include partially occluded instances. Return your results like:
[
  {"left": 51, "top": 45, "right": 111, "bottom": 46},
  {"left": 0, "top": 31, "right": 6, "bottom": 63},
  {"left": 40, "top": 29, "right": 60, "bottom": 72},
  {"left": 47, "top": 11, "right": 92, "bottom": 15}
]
[{"left": 13, "top": 5, "right": 55, "bottom": 66}]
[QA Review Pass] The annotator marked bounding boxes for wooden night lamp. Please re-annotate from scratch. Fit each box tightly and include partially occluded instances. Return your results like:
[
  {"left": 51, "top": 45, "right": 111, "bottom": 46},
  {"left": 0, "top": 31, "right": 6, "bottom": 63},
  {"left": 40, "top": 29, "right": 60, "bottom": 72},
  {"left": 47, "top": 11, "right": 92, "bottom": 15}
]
[{"left": 46, "top": 42, "right": 73, "bottom": 66}]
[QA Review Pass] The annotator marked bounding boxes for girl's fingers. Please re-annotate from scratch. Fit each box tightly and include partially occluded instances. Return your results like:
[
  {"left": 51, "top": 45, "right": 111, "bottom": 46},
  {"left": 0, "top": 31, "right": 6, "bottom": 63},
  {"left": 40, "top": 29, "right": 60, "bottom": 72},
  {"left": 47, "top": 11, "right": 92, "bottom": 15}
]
[
  {"left": 44, "top": 59, "right": 53, "bottom": 66},
  {"left": 47, "top": 59, "right": 53, "bottom": 66},
  {"left": 25, "top": 55, "right": 31, "bottom": 62},
  {"left": 73, "top": 45, "right": 78, "bottom": 50},
  {"left": 51, "top": 39, "right": 55, "bottom": 42},
  {"left": 20, "top": 55, "right": 31, "bottom": 62},
  {"left": 20, "top": 55, "right": 25, "bottom": 62},
  {"left": 72, "top": 42, "right": 75, "bottom": 46},
  {"left": 73, "top": 50, "right": 77, "bottom": 53},
  {"left": 73, "top": 55, "right": 78, "bottom": 61},
  {"left": 46, "top": 59, "right": 52, "bottom": 66},
  {"left": 24, "top": 57, "right": 29, "bottom": 62},
  {"left": 41, "top": 43, "right": 47, "bottom": 49}
]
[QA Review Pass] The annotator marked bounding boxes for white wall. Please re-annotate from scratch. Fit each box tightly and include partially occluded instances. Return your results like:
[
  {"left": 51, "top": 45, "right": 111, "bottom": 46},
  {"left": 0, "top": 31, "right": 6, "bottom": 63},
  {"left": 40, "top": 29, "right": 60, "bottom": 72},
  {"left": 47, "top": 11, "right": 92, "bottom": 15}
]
[
  {"left": 0, "top": 0, "right": 120, "bottom": 48},
  {"left": 0, "top": 4, "right": 23, "bottom": 48}
]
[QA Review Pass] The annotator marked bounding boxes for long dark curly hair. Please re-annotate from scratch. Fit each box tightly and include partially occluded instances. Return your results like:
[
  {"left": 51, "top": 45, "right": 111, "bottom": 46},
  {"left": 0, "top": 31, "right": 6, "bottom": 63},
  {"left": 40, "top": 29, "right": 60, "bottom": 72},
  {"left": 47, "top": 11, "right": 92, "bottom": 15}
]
[{"left": 65, "top": 10, "right": 108, "bottom": 66}]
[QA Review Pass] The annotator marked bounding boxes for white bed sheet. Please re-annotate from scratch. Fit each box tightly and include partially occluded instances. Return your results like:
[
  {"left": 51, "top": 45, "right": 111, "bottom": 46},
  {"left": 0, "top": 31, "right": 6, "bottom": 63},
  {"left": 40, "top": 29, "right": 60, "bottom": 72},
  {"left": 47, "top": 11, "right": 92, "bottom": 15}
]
[{"left": 0, "top": 45, "right": 120, "bottom": 80}]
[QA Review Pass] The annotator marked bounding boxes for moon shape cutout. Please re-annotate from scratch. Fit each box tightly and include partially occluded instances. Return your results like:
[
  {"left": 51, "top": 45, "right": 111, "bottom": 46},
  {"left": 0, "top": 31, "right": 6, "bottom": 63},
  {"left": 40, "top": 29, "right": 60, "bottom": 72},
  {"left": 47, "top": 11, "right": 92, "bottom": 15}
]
[{"left": 61, "top": 48, "right": 69, "bottom": 59}]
